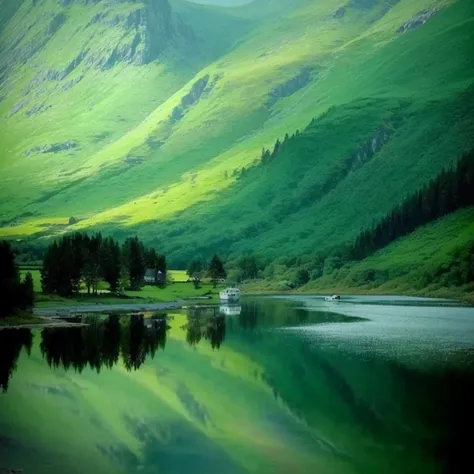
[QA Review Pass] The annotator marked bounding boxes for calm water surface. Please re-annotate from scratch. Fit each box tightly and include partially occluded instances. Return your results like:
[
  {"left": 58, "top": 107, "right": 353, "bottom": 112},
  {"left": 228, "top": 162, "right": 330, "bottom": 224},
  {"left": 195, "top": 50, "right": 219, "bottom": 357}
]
[{"left": 1, "top": 296, "right": 473, "bottom": 474}]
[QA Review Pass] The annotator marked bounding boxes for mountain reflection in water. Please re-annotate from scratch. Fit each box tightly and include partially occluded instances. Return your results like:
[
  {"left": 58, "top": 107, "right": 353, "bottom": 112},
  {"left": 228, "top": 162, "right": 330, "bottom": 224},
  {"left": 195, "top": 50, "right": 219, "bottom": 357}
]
[{"left": 1, "top": 299, "right": 473, "bottom": 474}]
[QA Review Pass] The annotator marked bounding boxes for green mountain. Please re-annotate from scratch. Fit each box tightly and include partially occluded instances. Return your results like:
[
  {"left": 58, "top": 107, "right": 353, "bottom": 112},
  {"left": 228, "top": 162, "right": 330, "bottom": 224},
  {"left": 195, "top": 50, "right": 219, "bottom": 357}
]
[{"left": 1, "top": 0, "right": 473, "bottom": 290}]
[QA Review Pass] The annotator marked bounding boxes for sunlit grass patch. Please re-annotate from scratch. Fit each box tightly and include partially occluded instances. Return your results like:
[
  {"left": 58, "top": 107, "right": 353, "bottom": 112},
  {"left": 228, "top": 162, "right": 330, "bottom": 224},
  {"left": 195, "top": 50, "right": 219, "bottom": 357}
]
[
  {"left": 169, "top": 269, "right": 188, "bottom": 282},
  {"left": 0, "top": 218, "right": 69, "bottom": 237}
]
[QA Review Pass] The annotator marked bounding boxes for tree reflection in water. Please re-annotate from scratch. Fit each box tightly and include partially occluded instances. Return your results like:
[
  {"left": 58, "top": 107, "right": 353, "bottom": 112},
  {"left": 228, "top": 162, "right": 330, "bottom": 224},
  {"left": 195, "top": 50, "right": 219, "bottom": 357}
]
[
  {"left": 184, "top": 307, "right": 226, "bottom": 350},
  {"left": 0, "top": 328, "right": 33, "bottom": 392},
  {"left": 40, "top": 314, "right": 168, "bottom": 373}
]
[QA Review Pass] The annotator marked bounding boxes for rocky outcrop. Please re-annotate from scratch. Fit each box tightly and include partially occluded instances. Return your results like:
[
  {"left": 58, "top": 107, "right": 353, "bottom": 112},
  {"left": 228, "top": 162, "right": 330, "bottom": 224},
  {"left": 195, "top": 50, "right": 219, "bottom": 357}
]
[
  {"left": 26, "top": 101, "right": 52, "bottom": 117},
  {"left": 30, "top": 383, "right": 74, "bottom": 399},
  {"left": 63, "top": 50, "right": 87, "bottom": 76},
  {"left": 397, "top": 9, "right": 439, "bottom": 34},
  {"left": 345, "top": 126, "right": 391, "bottom": 171},
  {"left": 146, "top": 136, "right": 164, "bottom": 150},
  {"left": 333, "top": 7, "right": 346, "bottom": 19},
  {"left": 9, "top": 101, "right": 26, "bottom": 117},
  {"left": 82, "top": 0, "right": 197, "bottom": 67},
  {"left": 169, "top": 74, "right": 216, "bottom": 123},
  {"left": 92, "top": 131, "right": 111, "bottom": 142},
  {"left": 25, "top": 141, "right": 77, "bottom": 156},
  {"left": 124, "top": 156, "right": 145, "bottom": 166},
  {"left": 2, "top": 0, "right": 198, "bottom": 81},
  {"left": 266, "top": 68, "right": 312, "bottom": 107},
  {"left": 349, "top": 0, "right": 399, "bottom": 8},
  {"left": 47, "top": 13, "right": 67, "bottom": 35}
]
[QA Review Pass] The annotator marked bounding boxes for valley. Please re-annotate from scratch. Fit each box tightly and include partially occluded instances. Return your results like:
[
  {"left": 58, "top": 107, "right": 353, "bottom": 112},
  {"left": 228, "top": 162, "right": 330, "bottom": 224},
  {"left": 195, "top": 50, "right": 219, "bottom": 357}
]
[{"left": 0, "top": 0, "right": 473, "bottom": 297}]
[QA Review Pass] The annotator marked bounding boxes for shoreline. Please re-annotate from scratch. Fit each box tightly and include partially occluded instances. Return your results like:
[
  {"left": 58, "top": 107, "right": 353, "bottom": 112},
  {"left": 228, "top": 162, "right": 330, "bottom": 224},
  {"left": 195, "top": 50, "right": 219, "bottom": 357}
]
[
  {"left": 2, "top": 289, "right": 472, "bottom": 329},
  {"left": 240, "top": 285, "right": 474, "bottom": 306},
  {"left": 0, "top": 301, "right": 187, "bottom": 330}
]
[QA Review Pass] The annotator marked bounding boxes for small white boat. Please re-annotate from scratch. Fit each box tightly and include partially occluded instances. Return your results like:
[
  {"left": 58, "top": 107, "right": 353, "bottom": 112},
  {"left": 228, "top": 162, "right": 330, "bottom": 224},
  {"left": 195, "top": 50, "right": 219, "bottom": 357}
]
[
  {"left": 325, "top": 295, "right": 341, "bottom": 302},
  {"left": 219, "top": 287, "right": 241, "bottom": 303}
]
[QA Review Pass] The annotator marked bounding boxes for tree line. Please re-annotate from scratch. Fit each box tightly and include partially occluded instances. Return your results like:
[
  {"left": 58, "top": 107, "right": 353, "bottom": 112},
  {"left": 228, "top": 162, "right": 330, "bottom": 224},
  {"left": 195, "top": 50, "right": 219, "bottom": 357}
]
[
  {"left": 348, "top": 148, "right": 474, "bottom": 261},
  {"left": 260, "top": 131, "right": 300, "bottom": 166},
  {"left": 41, "top": 233, "right": 167, "bottom": 296},
  {"left": 186, "top": 254, "right": 227, "bottom": 288},
  {"left": 256, "top": 108, "right": 335, "bottom": 169},
  {"left": 0, "top": 240, "right": 35, "bottom": 318}
]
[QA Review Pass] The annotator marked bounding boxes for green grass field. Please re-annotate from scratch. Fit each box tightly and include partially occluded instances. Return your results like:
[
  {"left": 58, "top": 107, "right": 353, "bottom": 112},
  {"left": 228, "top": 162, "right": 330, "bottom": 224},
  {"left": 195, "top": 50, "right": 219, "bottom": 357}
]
[{"left": 19, "top": 267, "right": 223, "bottom": 308}]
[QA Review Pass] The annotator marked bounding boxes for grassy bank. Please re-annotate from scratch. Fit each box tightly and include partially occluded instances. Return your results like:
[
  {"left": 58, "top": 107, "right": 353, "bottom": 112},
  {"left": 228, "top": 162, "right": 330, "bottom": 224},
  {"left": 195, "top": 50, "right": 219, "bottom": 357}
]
[
  {"left": 35, "top": 285, "right": 223, "bottom": 309},
  {"left": 34, "top": 283, "right": 222, "bottom": 308}
]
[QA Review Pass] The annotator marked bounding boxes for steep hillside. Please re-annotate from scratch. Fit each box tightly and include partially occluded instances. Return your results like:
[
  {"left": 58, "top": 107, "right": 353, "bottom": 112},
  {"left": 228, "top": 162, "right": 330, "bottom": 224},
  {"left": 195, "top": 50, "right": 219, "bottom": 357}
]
[
  {"left": 0, "top": 0, "right": 303, "bottom": 225},
  {"left": 303, "top": 207, "right": 474, "bottom": 297},
  {"left": 1, "top": 0, "right": 473, "bottom": 277}
]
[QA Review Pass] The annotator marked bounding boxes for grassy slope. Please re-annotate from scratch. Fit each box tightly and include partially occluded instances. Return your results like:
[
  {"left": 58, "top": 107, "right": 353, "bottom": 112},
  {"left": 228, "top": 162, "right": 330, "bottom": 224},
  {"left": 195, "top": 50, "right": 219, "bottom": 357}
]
[
  {"left": 0, "top": 0, "right": 245, "bottom": 220},
  {"left": 66, "top": 0, "right": 474, "bottom": 234},
  {"left": 306, "top": 207, "right": 474, "bottom": 296},
  {"left": 134, "top": 0, "right": 474, "bottom": 266},
  {"left": 241, "top": 207, "right": 474, "bottom": 299},
  {"left": 0, "top": 0, "right": 305, "bottom": 228},
  {"left": 0, "top": 0, "right": 463, "bottom": 229}
]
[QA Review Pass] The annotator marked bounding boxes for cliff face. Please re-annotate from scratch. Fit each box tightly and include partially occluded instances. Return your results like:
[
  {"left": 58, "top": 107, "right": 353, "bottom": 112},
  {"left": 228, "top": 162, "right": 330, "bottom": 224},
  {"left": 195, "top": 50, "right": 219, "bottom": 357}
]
[
  {"left": 0, "top": 0, "right": 198, "bottom": 73},
  {"left": 0, "top": 0, "right": 201, "bottom": 128},
  {"left": 109, "top": 0, "right": 197, "bottom": 65}
]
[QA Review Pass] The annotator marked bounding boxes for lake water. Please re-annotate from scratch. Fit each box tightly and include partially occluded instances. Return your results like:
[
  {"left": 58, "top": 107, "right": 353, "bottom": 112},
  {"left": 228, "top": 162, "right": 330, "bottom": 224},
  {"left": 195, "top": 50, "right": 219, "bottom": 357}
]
[{"left": 1, "top": 296, "right": 473, "bottom": 474}]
